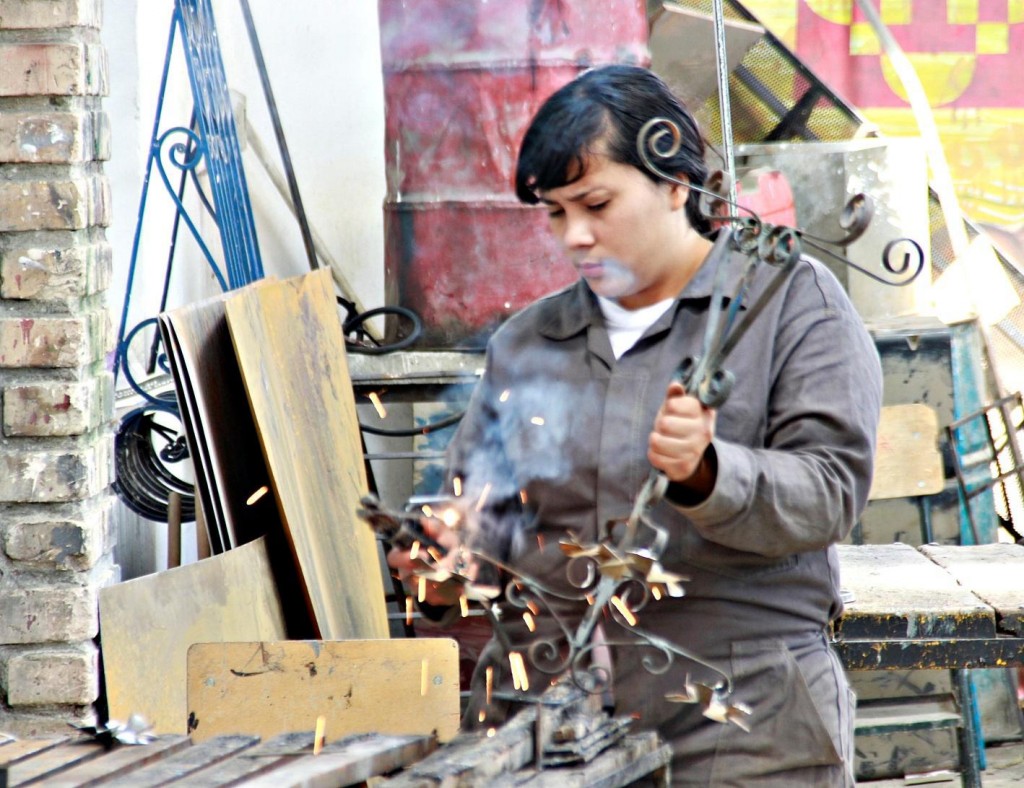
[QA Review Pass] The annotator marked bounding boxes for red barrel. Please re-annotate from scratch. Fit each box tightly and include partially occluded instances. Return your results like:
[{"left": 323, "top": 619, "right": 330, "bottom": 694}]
[{"left": 379, "top": 0, "right": 650, "bottom": 347}]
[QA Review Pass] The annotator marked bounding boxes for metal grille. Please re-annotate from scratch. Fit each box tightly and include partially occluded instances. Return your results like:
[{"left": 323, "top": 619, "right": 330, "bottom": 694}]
[
  {"left": 177, "top": 0, "right": 264, "bottom": 287},
  {"left": 671, "top": 0, "right": 867, "bottom": 146}
]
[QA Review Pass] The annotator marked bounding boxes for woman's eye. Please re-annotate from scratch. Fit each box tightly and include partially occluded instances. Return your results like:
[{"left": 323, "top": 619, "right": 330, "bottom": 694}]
[
  {"left": 547, "top": 208, "right": 565, "bottom": 219},
  {"left": 588, "top": 202, "right": 609, "bottom": 212}
]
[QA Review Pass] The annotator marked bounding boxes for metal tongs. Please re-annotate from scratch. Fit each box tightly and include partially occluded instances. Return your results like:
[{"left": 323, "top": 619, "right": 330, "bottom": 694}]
[
  {"left": 628, "top": 214, "right": 802, "bottom": 532},
  {"left": 356, "top": 493, "right": 449, "bottom": 556}
]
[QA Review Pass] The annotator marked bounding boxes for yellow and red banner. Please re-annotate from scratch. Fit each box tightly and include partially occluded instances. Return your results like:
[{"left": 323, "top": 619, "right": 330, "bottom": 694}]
[{"left": 745, "top": 0, "right": 1024, "bottom": 231}]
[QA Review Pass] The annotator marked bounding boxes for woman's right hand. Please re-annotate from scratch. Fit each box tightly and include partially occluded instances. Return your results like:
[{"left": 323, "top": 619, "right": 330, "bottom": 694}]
[{"left": 386, "top": 516, "right": 475, "bottom": 608}]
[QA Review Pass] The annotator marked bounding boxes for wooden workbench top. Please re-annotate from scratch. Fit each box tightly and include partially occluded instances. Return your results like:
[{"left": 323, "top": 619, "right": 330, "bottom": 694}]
[
  {"left": 835, "top": 543, "right": 997, "bottom": 640},
  {"left": 920, "top": 543, "right": 1024, "bottom": 636}
]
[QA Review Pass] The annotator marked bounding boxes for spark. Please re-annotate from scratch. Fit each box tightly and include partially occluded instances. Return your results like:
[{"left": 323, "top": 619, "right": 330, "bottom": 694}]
[
  {"left": 478, "top": 709, "right": 486, "bottom": 723},
  {"left": 486, "top": 665, "right": 493, "bottom": 705},
  {"left": 536, "top": 533, "right": 545, "bottom": 549},
  {"left": 426, "top": 547, "right": 443, "bottom": 563},
  {"left": 610, "top": 595, "right": 637, "bottom": 627},
  {"left": 520, "top": 489, "right": 528, "bottom": 504},
  {"left": 246, "top": 486, "right": 269, "bottom": 506},
  {"left": 459, "top": 594, "right": 469, "bottom": 618},
  {"left": 499, "top": 389, "right": 510, "bottom": 403},
  {"left": 440, "top": 507, "right": 461, "bottom": 528},
  {"left": 421, "top": 504, "right": 434, "bottom": 518},
  {"left": 417, "top": 576, "right": 427, "bottom": 603},
  {"left": 523, "top": 611, "right": 536, "bottom": 632},
  {"left": 453, "top": 477, "right": 463, "bottom": 497},
  {"left": 405, "top": 596, "right": 414, "bottom": 626},
  {"left": 409, "top": 541, "right": 421, "bottom": 561},
  {"left": 313, "top": 715, "right": 326, "bottom": 755},
  {"left": 530, "top": 416, "right": 545, "bottom": 426},
  {"left": 509, "top": 652, "right": 530, "bottom": 691},
  {"left": 525, "top": 600, "right": 540, "bottom": 616},
  {"left": 475, "top": 482, "right": 492, "bottom": 512},
  {"left": 652, "top": 586, "right": 663, "bottom": 601},
  {"left": 367, "top": 391, "right": 387, "bottom": 419},
  {"left": 487, "top": 727, "right": 496, "bottom": 738},
  {"left": 421, "top": 658, "right": 429, "bottom": 696}
]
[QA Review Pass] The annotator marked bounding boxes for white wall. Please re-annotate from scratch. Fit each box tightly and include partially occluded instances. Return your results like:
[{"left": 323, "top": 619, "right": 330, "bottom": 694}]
[{"left": 104, "top": 0, "right": 387, "bottom": 367}]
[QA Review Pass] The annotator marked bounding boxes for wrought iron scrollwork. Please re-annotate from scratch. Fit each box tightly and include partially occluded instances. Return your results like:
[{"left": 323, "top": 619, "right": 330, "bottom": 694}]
[{"left": 636, "top": 117, "right": 925, "bottom": 288}]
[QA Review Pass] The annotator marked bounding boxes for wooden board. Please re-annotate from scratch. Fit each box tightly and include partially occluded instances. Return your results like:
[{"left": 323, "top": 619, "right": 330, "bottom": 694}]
[
  {"left": 186, "top": 639, "right": 460, "bottom": 744},
  {"left": 99, "top": 537, "right": 288, "bottom": 734},
  {"left": 835, "top": 543, "right": 995, "bottom": 640},
  {"left": 869, "top": 404, "right": 945, "bottom": 500},
  {"left": 921, "top": 543, "right": 1024, "bottom": 635},
  {"left": 0, "top": 733, "right": 434, "bottom": 788},
  {"left": 223, "top": 270, "right": 388, "bottom": 640},
  {"left": 36, "top": 736, "right": 190, "bottom": 788},
  {"left": 159, "top": 293, "right": 280, "bottom": 551}
]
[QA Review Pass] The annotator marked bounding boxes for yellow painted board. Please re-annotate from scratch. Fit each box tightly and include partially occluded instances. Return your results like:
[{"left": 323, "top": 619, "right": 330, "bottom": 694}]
[
  {"left": 99, "top": 537, "right": 288, "bottom": 734},
  {"left": 869, "top": 403, "right": 945, "bottom": 500},
  {"left": 186, "top": 639, "right": 460, "bottom": 744},
  {"left": 223, "top": 270, "right": 388, "bottom": 640}
]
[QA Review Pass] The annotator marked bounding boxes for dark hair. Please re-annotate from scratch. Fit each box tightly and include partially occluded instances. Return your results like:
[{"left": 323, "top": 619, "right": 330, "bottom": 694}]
[{"left": 515, "top": 64, "right": 711, "bottom": 235}]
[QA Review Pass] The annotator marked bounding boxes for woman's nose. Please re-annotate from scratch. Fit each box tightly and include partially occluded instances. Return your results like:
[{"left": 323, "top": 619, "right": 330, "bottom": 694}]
[{"left": 561, "top": 214, "right": 594, "bottom": 249}]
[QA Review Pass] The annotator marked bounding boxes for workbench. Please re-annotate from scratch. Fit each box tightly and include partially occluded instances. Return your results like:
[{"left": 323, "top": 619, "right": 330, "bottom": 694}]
[{"left": 833, "top": 542, "right": 1024, "bottom": 787}]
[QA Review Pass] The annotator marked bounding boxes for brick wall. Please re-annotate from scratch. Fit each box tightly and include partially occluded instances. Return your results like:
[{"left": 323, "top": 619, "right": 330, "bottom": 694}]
[{"left": 0, "top": 0, "right": 117, "bottom": 734}]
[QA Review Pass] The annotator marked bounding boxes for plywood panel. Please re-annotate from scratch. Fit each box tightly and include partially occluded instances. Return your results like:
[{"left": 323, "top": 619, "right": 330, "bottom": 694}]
[
  {"left": 187, "top": 639, "right": 460, "bottom": 744},
  {"left": 99, "top": 538, "right": 288, "bottom": 734},
  {"left": 870, "top": 404, "right": 945, "bottom": 500},
  {"left": 223, "top": 270, "right": 388, "bottom": 640}
]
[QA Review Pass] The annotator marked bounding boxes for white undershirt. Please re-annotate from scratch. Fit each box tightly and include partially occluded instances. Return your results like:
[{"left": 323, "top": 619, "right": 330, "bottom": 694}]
[{"left": 597, "top": 295, "right": 676, "bottom": 359}]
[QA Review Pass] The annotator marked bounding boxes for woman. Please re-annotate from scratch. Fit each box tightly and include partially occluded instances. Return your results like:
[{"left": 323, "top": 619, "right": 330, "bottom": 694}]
[{"left": 391, "top": 64, "right": 881, "bottom": 786}]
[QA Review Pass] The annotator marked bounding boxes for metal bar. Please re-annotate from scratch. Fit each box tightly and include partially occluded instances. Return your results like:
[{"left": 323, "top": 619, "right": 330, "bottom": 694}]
[
  {"left": 953, "top": 669, "right": 984, "bottom": 788},
  {"left": 711, "top": 0, "right": 737, "bottom": 205},
  {"left": 146, "top": 110, "right": 200, "bottom": 375},
  {"left": 237, "top": 0, "right": 319, "bottom": 273},
  {"left": 115, "top": 8, "right": 181, "bottom": 382}
]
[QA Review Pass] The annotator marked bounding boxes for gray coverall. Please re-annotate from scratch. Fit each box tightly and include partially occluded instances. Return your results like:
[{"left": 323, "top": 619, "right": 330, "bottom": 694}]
[{"left": 444, "top": 247, "right": 883, "bottom": 786}]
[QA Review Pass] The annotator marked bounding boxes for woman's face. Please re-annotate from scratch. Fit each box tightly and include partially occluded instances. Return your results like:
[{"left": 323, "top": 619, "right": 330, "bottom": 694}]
[{"left": 539, "top": 151, "right": 699, "bottom": 310}]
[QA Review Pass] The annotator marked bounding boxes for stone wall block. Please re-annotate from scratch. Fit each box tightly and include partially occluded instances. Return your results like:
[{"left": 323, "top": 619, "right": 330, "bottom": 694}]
[
  {"left": 0, "top": 110, "right": 110, "bottom": 164},
  {"left": 3, "top": 375, "right": 111, "bottom": 436},
  {"left": 0, "top": 586, "right": 97, "bottom": 644},
  {"left": 0, "top": 175, "right": 110, "bottom": 232},
  {"left": 0, "top": 438, "right": 112, "bottom": 503},
  {"left": 3, "top": 643, "right": 99, "bottom": 706},
  {"left": 3, "top": 498, "right": 113, "bottom": 570},
  {"left": 0, "top": 0, "right": 102, "bottom": 30},
  {"left": 0, "top": 241, "right": 112, "bottom": 300},
  {"left": 0, "top": 41, "right": 107, "bottom": 98}
]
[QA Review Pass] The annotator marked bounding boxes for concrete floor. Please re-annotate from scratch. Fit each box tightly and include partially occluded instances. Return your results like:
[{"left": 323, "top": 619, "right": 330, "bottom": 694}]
[{"left": 856, "top": 741, "right": 1024, "bottom": 787}]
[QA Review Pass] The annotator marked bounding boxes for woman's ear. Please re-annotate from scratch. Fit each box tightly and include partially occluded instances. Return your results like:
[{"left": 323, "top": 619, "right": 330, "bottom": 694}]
[{"left": 668, "top": 176, "right": 690, "bottom": 211}]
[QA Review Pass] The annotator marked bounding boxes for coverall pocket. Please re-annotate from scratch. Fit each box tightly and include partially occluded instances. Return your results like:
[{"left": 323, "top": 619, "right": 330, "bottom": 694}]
[{"left": 707, "top": 639, "right": 844, "bottom": 784}]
